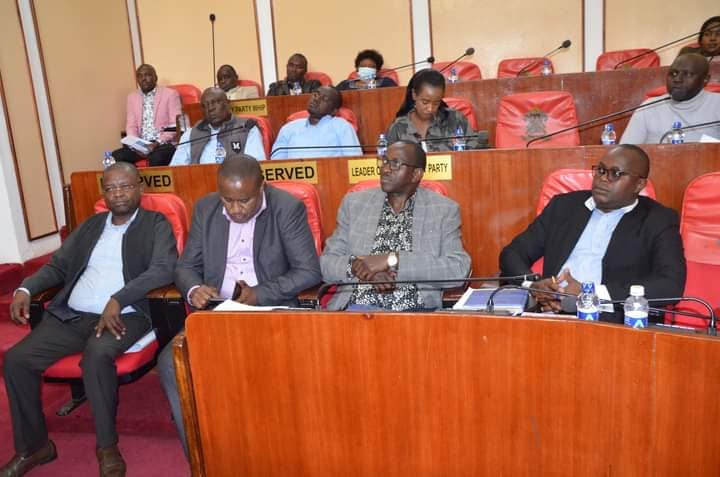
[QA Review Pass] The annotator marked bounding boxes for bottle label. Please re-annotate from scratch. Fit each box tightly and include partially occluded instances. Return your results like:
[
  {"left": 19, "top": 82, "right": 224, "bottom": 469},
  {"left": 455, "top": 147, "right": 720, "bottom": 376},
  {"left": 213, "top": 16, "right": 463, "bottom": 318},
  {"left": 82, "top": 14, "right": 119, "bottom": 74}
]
[
  {"left": 577, "top": 310, "right": 599, "bottom": 321},
  {"left": 453, "top": 143, "right": 466, "bottom": 152},
  {"left": 624, "top": 311, "right": 648, "bottom": 329}
]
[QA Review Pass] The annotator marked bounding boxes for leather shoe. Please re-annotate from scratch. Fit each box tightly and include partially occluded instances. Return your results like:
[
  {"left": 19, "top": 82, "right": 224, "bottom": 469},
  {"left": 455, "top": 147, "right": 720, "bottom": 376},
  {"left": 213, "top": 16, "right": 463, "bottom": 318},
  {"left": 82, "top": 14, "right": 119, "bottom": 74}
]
[
  {"left": 0, "top": 440, "right": 57, "bottom": 477},
  {"left": 96, "top": 445, "right": 126, "bottom": 477}
]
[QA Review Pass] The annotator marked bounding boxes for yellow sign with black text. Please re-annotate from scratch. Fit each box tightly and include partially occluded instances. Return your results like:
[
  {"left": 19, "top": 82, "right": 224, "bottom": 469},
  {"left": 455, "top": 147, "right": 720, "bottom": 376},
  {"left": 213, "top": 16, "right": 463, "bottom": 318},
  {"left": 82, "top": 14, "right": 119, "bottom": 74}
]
[
  {"left": 347, "top": 154, "right": 452, "bottom": 183},
  {"left": 261, "top": 161, "right": 318, "bottom": 184},
  {"left": 97, "top": 169, "right": 175, "bottom": 194},
  {"left": 230, "top": 99, "right": 268, "bottom": 116}
]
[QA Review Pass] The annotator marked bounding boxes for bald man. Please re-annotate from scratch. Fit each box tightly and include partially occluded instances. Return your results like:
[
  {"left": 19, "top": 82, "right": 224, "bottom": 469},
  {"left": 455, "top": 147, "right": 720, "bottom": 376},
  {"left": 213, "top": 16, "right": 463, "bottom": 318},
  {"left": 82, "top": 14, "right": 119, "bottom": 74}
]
[
  {"left": 621, "top": 53, "right": 720, "bottom": 144},
  {"left": 170, "top": 87, "right": 266, "bottom": 164},
  {"left": 500, "top": 145, "right": 686, "bottom": 322},
  {"left": 157, "top": 155, "right": 321, "bottom": 456}
]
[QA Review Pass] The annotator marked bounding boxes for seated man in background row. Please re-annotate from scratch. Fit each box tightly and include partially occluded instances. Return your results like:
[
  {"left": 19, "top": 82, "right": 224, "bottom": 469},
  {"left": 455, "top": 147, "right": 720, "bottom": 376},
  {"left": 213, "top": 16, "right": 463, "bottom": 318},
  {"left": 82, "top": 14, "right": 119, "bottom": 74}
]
[
  {"left": 2, "top": 162, "right": 177, "bottom": 477},
  {"left": 270, "top": 86, "right": 362, "bottom": 159},
  {"left": 499, "top": 145, "right": 686, "bottom": 322},
  {"left": 216, "top": 64, "right": 259, "bottom": 100},
  {"left": 267, "top": 53, "right": 322, "bottom": 96},
  {"left": 112, "top": 64, "right": 182, "bottom": 167},
  {"left": 158, "top": 155, "right": 321, "bottom": 456},
  {"left": 170, "top": 87, "right": 266, "bottom": 165},
  {"left": 620, "top": 53, "right": 720, "bottom": 144},
  {"left": 320, "top": 140, "right": 471, "bottom": 311}
]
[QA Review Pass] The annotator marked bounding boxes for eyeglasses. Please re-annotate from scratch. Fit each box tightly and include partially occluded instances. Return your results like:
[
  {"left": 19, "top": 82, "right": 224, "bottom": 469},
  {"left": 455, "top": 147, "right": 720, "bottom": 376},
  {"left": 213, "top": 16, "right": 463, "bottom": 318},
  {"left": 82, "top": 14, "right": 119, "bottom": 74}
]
[
  {"left": 377, "top": 157, "right": 419, "bottom": 171},
  {"left": 103, "top": 180, "right": 142, "bottom": 194},
  {"left": 591, "top": 165, "right": 646, "bottom": 182}
]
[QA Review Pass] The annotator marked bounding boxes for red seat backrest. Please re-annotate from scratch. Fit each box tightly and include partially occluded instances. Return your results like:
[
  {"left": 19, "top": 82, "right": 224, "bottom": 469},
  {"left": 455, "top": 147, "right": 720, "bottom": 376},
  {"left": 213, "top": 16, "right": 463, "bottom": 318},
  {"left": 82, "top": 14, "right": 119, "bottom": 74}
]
[
  {"left": 497, "top": 57, "right": 554, "bottom": 78},
  {"left": 237, "top": 79, "right": 263, "bottom": 97},
  {"left": 645, "top": 83, "right": 720, "bottom": 100},
  {"left": 495, "top": 91, "right": 579, "bottom": 148},
  {"left": 168, "top": 84, "right": 202, "bottom": 106},
  {"left": 431, "top": 61, "right": 482, "bottom": 81},
  {"left": 236, "top": 114, "right": 274, "bottom": 158},
  {"left": 347, "top": 68, "right": 400, "bottom": 85},
  {"left": 286, "top": 108, "right": 359, "bottom": 132},
  {"left": 348, "top": 179, "right": 449, "bottom": 197},
  {"left": 671, "top": 172, "right": 720, "bottom": 329},
  {"left": 94, "top": 193, "right": 190, "bottom": 254},
  {"left": 305, "top": 71, "right": 333, "bottom": 86},
  {"left": 595, "top": 49, "right": 660, "bottom": 71},
  {"left": 270, "top": 181, "right": 323, "bottom": 255},
  {"left": 443, "top": 97, "right": 479, "bottom": 130}
]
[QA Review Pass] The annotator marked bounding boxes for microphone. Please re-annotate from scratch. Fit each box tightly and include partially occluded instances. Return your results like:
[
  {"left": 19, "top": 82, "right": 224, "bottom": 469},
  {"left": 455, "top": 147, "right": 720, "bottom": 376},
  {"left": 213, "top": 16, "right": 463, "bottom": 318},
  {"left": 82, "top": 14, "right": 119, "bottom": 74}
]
[
  {"left": 209, "top": 13, "right": 217, "bottom": 85},
  {"left": 613, "top": 30, "right": 703, "bottom": 69},
  {"left": 173, "top": 123, "right": 254, "bottom": 148},
  {"left": 385, "top": 56, "right": 435, "bottom": 73},
  {"left": 516, "top": 40, "right": 572, "bottom": 77},
  {"left": 658, "top": 119, "right": 720, "bottom": 144},
  {"left": 269, "top": 143, "right": 374, "bottom": 159},
  {"left": 525, "top": 96, "right": 671, "bottom": 147},
  {"left": 439, "top": 47, "right": 476, "bottom": 73}
]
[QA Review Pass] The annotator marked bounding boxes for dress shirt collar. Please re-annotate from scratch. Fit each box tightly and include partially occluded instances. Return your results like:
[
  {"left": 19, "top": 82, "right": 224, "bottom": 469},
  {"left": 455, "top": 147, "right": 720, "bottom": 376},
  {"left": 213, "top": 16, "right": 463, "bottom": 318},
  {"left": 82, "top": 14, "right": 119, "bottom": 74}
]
[
  {"left": 584, "top": 196, "right": 638, "bottom": 214},
  {"left": 141, "top": 88, "right": 157, "bottom": 98}
]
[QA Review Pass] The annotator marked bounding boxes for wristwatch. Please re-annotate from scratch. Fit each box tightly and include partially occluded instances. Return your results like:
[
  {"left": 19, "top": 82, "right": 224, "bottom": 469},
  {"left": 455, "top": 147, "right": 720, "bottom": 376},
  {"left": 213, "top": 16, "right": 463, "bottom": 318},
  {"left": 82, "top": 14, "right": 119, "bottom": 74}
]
[{"left": 387, "top": 251, "right": 399, "bottom": 272}]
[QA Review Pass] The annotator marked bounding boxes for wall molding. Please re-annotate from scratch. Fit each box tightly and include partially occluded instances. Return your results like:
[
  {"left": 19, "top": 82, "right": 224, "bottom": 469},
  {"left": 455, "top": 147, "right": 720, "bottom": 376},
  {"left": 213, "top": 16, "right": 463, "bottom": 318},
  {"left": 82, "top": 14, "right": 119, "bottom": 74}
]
[
  {"left": 256, "top": 0, "right": 277, "bottom": 91},
  {"left": 584, "top": 0, "right": 604, "bottom": 71},
  {"left": 126, "top": 0, "right": 143, "bottom": 69}
]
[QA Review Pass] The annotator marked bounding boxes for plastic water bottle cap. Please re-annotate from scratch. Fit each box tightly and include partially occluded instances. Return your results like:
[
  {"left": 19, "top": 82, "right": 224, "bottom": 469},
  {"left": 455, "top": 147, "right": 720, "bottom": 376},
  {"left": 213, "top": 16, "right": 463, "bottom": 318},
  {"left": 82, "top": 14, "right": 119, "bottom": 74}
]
[
  {"left": 630, "top": 285, "right": 645, "bottom": 297},
  {"left": 606, "top": 124, "right": 614, "bottom": 131},
  {"left": 581, "top": 282, "right": 595, "bottom": 293},
  {"left": 672, "top": 121, "right": 681, "bottom": 129}
]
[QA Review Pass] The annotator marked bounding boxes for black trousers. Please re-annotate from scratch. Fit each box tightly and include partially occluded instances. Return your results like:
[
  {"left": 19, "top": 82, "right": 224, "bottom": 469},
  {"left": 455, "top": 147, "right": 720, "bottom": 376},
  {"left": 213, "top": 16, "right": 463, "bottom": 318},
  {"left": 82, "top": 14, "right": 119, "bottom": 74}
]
[
  {"left": 3, "top": 311, "right": 149, "bottom": 453},
  {"left": 111, "top": 143, "right": 175, "bottom": 167}
]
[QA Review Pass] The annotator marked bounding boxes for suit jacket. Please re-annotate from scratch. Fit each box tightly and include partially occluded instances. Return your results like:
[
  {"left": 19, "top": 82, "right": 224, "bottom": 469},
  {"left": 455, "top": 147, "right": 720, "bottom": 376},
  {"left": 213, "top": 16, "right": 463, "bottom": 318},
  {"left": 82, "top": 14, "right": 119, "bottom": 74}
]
[
  {"left": 21, "top": 208, "right": 177, "bottom": 321},
  {"left": 320, "top": 187, "right": 472, "bottom": 310},
  {"left": 499, "top": 191, "right": 686, "bottom": 322},
  {"left": 175, "top": 185, "right": 322, "bottom": 306},
  {"left": 126, "top": 86, "right": 182, "bottom": 143}
]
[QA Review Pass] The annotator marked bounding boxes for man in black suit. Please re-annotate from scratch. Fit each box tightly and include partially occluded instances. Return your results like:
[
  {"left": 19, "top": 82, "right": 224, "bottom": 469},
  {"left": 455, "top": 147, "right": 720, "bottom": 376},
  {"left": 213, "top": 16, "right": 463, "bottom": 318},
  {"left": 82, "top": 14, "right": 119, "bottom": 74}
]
[
  {"left": 157, "top": 154, "right": 322, "bottom": 456},
  {"left": 499, "top": 144, "right": 686, "bottom": 322}
]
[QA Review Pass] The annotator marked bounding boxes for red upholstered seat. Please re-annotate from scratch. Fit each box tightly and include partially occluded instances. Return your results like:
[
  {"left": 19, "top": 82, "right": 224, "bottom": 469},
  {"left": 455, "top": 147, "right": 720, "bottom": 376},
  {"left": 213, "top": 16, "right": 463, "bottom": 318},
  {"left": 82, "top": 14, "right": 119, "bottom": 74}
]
[
  {"left": 237, "top": 79, "right": 263, "bottom": 97},
  {"left": 347, "top": 68, "right": 400, "bottom": 85},
  {"left": 348, "top": 179, "right": 449, "bottom": 196},
  {"left": 645, "top": 82, "right": 720, "bottom": 99},
  {"left": 497, "top": 57, "right": 554, "bottom": 78},
  {"left": 236, "top": 114, "right": 274, "bottom": 158},
  {"left": 134, "top": 159, "right": 149, "bottom": 168},
  {"left": 286, "top": 107, "right": 359, "bottom": 132},
  {"left": 168, "top": 83, "right": 202, "bottom": 106},
  {"left": 667, "top": 172, "right": 720, "bottom": 329},
  {"left": 596, "top": 49, "right": 660, "bottom": 71},
  {"left": 495, "top": 91, "right": 579, "bottom": 148},
  {"left": 432, "top": 61, "right": 482, "bottom": 81},
  {"left": 443, "top": 97, "right": 479, "bottom": 130},
  {"left": 270, "top": 181, "right": 323, "bottom": 255},
  {"left": 305, "top": 71, "right": 333, "bottom": 86}
]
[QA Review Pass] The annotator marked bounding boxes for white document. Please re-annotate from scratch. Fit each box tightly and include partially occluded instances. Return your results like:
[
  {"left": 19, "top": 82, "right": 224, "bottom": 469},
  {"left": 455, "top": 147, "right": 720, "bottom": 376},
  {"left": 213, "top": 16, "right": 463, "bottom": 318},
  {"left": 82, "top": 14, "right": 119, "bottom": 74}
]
[
  {"left": 121, "top": 135, "right": 153, "bottom": 155},
  {"left": 699, "top": 134, "right": 720, "bottom": 143},
  {"left": 212, "top": 299, "right": 290, "bottom": 312}
]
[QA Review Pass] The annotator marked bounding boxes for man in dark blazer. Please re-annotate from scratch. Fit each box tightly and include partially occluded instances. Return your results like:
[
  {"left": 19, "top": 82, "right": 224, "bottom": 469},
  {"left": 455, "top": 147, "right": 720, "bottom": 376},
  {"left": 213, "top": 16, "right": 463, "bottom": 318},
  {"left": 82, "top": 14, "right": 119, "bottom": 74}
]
[
  {"left": 500, "top": 144, "right": 686, "bottom": 322},
  {"left": 157, "top": 154, "right": 322, "bottom": 456}
]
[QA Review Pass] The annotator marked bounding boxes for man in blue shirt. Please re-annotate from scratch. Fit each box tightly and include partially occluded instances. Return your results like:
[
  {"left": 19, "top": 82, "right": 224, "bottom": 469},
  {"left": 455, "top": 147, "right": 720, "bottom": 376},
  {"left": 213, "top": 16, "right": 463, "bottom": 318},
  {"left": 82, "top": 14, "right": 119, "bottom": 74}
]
[{"left": 270, "top": 86, "right": 362, "bottom": 159}]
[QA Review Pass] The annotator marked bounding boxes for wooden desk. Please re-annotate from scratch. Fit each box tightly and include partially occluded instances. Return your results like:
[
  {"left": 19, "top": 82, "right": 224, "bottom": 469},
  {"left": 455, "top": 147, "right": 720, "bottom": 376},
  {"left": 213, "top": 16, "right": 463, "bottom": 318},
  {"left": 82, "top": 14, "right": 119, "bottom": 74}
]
[
  {"left": 70, "top": 144, "right": 720, "bottom": 276},
  {"left": 175, "top": 311, "right": 720, "bottom": 476},
  {"left": 186, "top": 64, "right": 720, "bottom": 148}
]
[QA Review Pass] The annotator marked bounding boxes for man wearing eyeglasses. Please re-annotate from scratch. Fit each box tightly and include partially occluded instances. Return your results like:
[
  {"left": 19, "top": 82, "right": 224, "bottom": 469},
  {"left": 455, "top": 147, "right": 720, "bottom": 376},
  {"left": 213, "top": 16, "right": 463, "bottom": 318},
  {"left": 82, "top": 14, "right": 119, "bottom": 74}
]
[
  {"left": 620, "top": 53, "right": 720, "bottom": 144},
  {"left": 2, "top": 162, "right": 177, "bottom": 477},
  {"left": 499, "top": 145, "right": 686, "bottom": 321},
  {"left": 320, "top": 140, "right": 471, "bottom": 311}
]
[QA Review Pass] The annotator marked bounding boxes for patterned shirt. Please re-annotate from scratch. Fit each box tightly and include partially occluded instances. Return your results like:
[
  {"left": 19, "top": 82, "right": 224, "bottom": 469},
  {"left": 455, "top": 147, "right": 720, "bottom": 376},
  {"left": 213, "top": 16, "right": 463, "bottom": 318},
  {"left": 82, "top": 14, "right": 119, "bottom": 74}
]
[
  {"left": 348, "top": 195, "right": 423, "bottom": 310},
  {"left": 140, "top": 89, "right": 158, "bottom": 142},
  {"left": 386, "top": 108, "right": 488, "bottom": 151}
]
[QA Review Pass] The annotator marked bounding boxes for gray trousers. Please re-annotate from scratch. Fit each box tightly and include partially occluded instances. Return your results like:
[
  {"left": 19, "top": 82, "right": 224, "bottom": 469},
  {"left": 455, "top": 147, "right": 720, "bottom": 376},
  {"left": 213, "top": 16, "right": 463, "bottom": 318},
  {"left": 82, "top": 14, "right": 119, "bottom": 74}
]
[
  {"left": 3, "top": 311, "right": 149, "bottom": 453},
  {"left": 157, "top": 332, "right": 189, "bottom": 458}
]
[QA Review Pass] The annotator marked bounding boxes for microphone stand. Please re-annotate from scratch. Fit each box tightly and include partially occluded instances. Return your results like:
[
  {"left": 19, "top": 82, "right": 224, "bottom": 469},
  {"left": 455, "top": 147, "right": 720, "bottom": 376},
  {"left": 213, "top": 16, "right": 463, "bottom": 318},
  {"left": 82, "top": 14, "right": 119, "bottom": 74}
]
[
  {"left": 439, "top": 48, "right": 475, "bottom": 73},
  {"left": 210, "top": 13, "right": 217, "bottom": 85},
  {"left": 516, "top": 41, "right": 571, "bottom": 77},
  {"left": 613, "top": 30, "right": 702, "bottom": 69}
]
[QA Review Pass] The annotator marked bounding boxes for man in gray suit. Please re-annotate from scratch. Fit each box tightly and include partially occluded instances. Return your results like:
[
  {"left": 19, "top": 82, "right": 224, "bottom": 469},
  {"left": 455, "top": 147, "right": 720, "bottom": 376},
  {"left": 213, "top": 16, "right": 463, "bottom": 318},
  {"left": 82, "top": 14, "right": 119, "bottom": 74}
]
[
  {"left": 321, "top": 140, "right": 471, "bottom": 311},
  {"left": 157, "top": 155, "right": 322, "bottom": 456}
]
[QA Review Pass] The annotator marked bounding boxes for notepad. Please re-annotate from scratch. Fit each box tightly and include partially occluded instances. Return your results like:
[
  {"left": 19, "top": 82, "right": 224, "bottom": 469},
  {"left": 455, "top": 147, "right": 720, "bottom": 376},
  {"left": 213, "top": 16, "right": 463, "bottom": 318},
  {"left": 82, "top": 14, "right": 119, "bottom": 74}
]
[{"left": 453, "top": 287, "right": 529, "bottom": 315}]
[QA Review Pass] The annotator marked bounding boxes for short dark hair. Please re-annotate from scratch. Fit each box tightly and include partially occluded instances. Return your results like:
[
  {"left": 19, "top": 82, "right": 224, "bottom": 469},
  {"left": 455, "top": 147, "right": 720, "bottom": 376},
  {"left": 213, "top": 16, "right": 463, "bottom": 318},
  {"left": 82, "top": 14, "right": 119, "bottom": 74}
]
[
  {"left": 136, "top": 63, "right": 156, "bottom": 75},
  {"left": 218, "top": 155, "right": 263, "bottom": 184},
  {"left": 289, "top": 53, "right": 308, "bottom": 66},
  {"left": 392, "top": 140, "right": 426, "bottom": 170},
  {"left": 217, "top": 64, "right": 238, "bottom": 77},
  {"left": 396, "top": 68, "right": 446, "bottom": 117},
  {"left": 105, "top": 161, "right": 140, "bottom": 181},
  {"left": 354, "top": 49, "right": 384, "bottom": 70},
  {"left": 615, "top": 144, "right": 650, "bottom": 178}
]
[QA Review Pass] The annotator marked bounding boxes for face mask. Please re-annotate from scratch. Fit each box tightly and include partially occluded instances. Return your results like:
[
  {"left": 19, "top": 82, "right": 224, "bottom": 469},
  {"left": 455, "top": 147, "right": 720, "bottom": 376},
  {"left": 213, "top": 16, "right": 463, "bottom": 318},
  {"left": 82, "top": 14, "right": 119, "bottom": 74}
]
[{"left": 357, "top": 67, "right": 376, "bottom": 82}]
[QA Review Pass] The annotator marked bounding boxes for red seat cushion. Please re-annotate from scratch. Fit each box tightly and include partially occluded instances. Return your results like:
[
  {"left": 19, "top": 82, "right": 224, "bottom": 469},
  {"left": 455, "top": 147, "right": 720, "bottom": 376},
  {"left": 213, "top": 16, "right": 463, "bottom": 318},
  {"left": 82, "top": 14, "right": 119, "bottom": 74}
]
[
  {"left": 237, "top": 79, "right": 263, "bottom": 97},
  {"left": 236, "top": 114, "right": 274, "bottom": 158},
  {"left": 270, "top": 181, "right": 323, "bottom": 255},
  {"left": 305, "top": 71, "right": 333, "bottom": 86},
  {"left": 432, "top": 61, "right": 482, "bottom": 81},
  {"left": 443, "top": 97, "right": 479, "bottom": 131},
  {"left": 168, "top": 84, "right": 202, "bottom": 106},
  {"left": 596, "top": 49, "right": 660, "bottom": 71},
  {"left": 497, "top": 58, "right": 553, "bottom": 78}
]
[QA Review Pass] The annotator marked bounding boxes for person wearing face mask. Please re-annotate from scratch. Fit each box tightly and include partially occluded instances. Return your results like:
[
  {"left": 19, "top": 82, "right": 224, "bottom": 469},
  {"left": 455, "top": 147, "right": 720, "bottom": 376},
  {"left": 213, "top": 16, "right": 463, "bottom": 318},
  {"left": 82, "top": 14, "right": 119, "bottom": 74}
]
[
  {"left": 336, "top": 49, "right": 398, "bottom": 91},
  {"left": 216, "top": 64, "right": 259, "bottom": 100},
  {"left": 620, "top": 53, "right": 720, "bottom": 144},
  {"left": 679, "top": 16, "right": 720, "bottom": 59},
  {"left": 385, "top": 69, "right": 488, "bottom": 151}
]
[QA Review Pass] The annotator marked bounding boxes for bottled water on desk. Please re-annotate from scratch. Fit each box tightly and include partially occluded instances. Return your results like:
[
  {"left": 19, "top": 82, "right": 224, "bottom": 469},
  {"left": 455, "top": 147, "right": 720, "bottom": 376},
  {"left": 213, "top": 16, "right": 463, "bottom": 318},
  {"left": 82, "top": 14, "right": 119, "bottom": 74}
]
[
  {"left": 448, "top": 67, "right": 459, "bottom": 83},
  {"left": 601, "top": 124, "right": 616, "bottom": 145},
  {"left": 670, "top": 121, "right": 685, "bottom": 144},
  {"left": 290, "top": 82, "right": 302, "bottom": 95},
  {"left": 215, "top": 141, "right": 226, "bottom": 163},
  {"left": 541, "top": 60, "right": 552, "bottom": 76},
  {"left": 367, "top": 78, "right": 377, "bottom": 89},
  {"left": 624, "top": 285, "right": 649, "bottom": 329},
  {"left": 102, "top": 151, "right": 115, "bottom": 169},
  {"left": 452, "top": 127, "right": 466, "bottom": 151},
  {"left": 576, "top": 282, "right": 600, "bottom": 321},
  {"left": 376, "top": 133, "right": 388, "bottom": 157}
]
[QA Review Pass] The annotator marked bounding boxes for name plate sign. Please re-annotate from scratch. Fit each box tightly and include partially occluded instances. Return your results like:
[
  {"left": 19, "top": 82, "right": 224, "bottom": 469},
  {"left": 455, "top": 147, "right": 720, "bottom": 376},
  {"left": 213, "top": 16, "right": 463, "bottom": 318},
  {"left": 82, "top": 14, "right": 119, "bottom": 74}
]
[
  {"left": 347, "top": 154, "right": 452, "bottom": 183},
  {"left": 261, "top": 161, "right": 318, "bottom": 184},
  {"left": 230, "top": 99, "right": 268, "bottom": 116}
]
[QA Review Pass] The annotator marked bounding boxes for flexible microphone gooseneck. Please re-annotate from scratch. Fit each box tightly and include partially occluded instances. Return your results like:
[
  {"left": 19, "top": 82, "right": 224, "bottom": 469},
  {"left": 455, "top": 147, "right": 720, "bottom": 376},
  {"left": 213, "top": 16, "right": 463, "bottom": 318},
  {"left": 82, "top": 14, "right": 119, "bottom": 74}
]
[
  {"left": 209, "top": 13, "right": 217, "bottom": 86},
  {"left": 439, "top": 48, "right": 476, "bottom": 73},
  {"left": 516, "top": 40, "right": 572, "bottom": 77}
]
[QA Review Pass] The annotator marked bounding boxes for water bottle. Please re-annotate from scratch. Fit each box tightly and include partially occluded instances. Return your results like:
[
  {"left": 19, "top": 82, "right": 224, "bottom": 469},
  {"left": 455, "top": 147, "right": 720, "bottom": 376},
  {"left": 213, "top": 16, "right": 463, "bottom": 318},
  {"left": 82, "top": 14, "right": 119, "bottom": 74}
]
[
  {"left": 367, "top": 77, "right": 377, "bottom": 89},
  {"left": 541, "top": 59, "right": 552, "bottom": 76},
  {"left": 624, "top": 285, "right": 649, "bottom": 329},
  {"left": 290, "top": 82, "right": 302, "bottom": 95},
  {"left": 452, "top": 126, "right": 466, "bottom": 151},
  {"left": 448, "top": 67, "right": 459, "bottom": 84},
  {"left": 670, "top": 121, "right": 685, "bottom": 144},
  {"left": 601, "top": 124, "right": 617, "bottom": 145},
  {"left": 377, "top": 133, "right": 388, "bottom": 157},
  {"left": 102, "top": 151, "right": 115, "bottom": 169},
  {"left": 576, "top": 282, "right": 600, "bottom": 321},
  {"left": 215, "top": 141, "right": 226, "bottom": 163}
]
